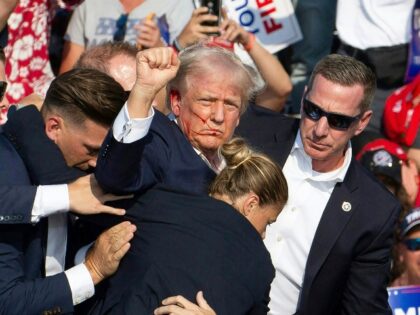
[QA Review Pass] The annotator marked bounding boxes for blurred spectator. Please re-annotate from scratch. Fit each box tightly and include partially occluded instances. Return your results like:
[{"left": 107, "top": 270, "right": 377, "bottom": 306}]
[
  {"left": 356, "top": 138, "right": 419, "bottom": 207},
  {"left": 336, "top": 0, "right": 416, "bottom": 132},
  {"left": 75, "top": 41, "right": 137, "bottom": 91},
  {"left": 390, "top": 207, "right": 420, "bottom": 287},
  {"left": 75, "top": 41, "right": 168, "bottom": 114},
  {"left": 59, "top": 0, "right": 193, "bottom": 73},
  {"left": 287, "top": 0, "right": 337, "bottom": 114},
  {"left": 356, "top": 138, "right": 419, "bottom": 285},
  {"left": 0, "top": 45, "right": 9, "bottom": 124},
  {"left": 382, "top": 74, "right": 420, "bottom": 193},
  {"left": 4, "top": 0, "right": 58, "bottom": 104}
]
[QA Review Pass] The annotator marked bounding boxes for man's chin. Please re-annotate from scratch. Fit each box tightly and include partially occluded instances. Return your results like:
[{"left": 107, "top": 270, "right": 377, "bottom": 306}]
[
  {"left": 73, "top": 163, "right": 90, "bottom": 171},
  {"left": 304, "top": 144, "right": 330, "bottom": 161}
]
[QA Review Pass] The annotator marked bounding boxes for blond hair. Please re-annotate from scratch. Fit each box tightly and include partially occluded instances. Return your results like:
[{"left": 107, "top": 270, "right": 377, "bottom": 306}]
[{"left": 209, "top": 138, "right": 288, "bottom": 207}]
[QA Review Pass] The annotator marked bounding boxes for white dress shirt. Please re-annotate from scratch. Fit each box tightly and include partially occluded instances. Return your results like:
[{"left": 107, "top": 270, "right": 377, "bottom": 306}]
[
  {"left": 264, "top": 132, "right": 352, "bottom": 315},
  {"left": 31, "top": 185, "right": 94, "bottom": 305}
]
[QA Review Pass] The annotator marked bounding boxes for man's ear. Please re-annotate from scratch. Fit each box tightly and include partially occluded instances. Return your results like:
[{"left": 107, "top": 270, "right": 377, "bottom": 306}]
[
  {"left": 354, "top": 110, "right": 372, "bottom": 136},
  {"left": 300, "top": 86, "right": 308, "bottom": 114},
  {"left": 170, "top": 90, "right": 181, "bottom": 116},
  {"left": 44, "top": 115, "right": 63, "bottom": 143},
  {"left": 242, "top": 192, "right": 260, "bottom": 217}
]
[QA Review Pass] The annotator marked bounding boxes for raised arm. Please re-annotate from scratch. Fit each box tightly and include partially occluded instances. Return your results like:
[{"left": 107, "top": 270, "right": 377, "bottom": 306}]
[
  {"left": 95, "top": 47, "right": 179, "bottom": 194},
  {"left": 219, "top": 19, "right": 292, "bottom": 112},
  {"left": 127, "top": 47, "right": 179, "bottom": 118}
]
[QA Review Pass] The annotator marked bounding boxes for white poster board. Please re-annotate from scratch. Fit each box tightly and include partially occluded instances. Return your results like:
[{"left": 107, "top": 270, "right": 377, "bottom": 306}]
[{"left": 224, "top": 0, "right": 302, "bottom": 53}]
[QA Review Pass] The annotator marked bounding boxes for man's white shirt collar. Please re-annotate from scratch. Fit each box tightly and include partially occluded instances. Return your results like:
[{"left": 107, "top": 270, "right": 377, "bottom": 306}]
[{"left": 291, "top": 132, "right": 352, "bottom": 182}]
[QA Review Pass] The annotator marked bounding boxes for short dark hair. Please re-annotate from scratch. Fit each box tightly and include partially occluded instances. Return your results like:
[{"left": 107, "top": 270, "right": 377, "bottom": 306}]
[
  {"left": 42, "top": 68, "right": 126, "bottom": 127},
  {"left": 307, "top": 54, "right": 376, "bottom": 112},
  {"left": 74, "top": 41, "right": 137, "bottom": 74},
  {"left": 0, "top": 46, "right": 5, "bottom": 64}
]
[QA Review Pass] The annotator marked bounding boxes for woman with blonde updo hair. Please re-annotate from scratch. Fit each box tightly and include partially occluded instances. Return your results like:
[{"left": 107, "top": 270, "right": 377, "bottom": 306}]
[
  {"left": 92, "top": 138, "right": 288, "bottom": 315},
  {"left": 210, "top": 138, "right": 288, "bottom": 238}
]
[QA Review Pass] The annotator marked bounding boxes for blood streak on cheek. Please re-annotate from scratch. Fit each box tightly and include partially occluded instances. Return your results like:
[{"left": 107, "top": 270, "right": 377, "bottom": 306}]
[{"left": 192, "top": 110, "right": 209, "bottom": 125}]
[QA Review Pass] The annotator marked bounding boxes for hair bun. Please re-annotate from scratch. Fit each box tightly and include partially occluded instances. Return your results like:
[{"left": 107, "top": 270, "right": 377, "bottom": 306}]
[{"left": 221, "top": 137, "right": 253, "bottom": 169}]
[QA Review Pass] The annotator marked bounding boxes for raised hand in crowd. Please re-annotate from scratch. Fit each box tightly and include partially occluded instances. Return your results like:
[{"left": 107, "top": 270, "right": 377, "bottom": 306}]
[
  {"left": 176, "top": 7, "right": 219, "bottom": 49},
  {"left": 218, "top": 14, "right": 292, "bottom": 111},
  {"left": 68, "top": 174, "right": 130, "bottom": 216},
  {"left": 85, "top": 221, "right": 136, "bottom": 285},
  {"left": 154, "top": 291, "right": 216, "bottom": 315},
  {"left": 134, "top": 17, "right": 165, "bottom": 50},
  {"left": 127, "top": 47, "right": 180, "bottom": 118}
]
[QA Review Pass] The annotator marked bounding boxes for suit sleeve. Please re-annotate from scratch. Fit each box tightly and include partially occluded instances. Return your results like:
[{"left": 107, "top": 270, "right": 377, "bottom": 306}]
[
  {"left": 340, "top": 203, "right": 400, "bottom": 315},
  {"left": 95, "top": 128, "right": 168, "bottom": 195},
  {"left": 0, "top": 225, "right": 74, "bottom": 315},
  {"left": 3, "top": 106, "right": 85, "bottom": 185},
  {"left": 0, "top": 185, "right": 36, "bottom": 224},
  {"left": 247, "top": 287, "right": 270, "bottom": 315}
]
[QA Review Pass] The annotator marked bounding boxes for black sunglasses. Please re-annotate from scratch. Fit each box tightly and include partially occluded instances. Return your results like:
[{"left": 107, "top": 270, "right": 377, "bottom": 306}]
[
  {"left": 302, "top": 97, "right": 362, "bottom": 130},
  {"left": 403, "top": 237, "right": 420, "bottom": 251},
  {"left": 0, "top": 81, "right": 7, "bottom": 102},
  {"left": 113, "top": 14, "right": 129, "bottom": 42}
]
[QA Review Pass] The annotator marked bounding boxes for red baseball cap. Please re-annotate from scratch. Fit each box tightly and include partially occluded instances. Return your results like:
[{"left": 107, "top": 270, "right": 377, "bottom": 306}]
[
  {"left": 356, "top": 138, "right": 407, "bottom": 185},
  {"left": 383, "top": 74, "right": 420, "bottom": 147}
]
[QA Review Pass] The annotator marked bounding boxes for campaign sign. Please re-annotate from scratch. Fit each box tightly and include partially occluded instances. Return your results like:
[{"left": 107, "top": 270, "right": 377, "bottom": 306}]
[
  {"left": 388, "top": 286, "right": 420, "bottom": 315},
  {"left": 224, "top": 0, "right": 302, "bottom": 53},
  {"left": 405, "top": 0, "right": 420, "bottom": 83}
]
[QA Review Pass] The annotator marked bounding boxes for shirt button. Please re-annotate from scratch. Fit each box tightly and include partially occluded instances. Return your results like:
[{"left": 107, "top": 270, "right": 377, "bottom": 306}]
[{"left": 277, "top": 235, "right": 282, "bottom": 242}]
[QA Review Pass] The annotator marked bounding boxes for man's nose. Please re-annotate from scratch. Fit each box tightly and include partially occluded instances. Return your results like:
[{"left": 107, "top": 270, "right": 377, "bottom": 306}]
[
  {"left": 313, "top": 116, "right": 329, "bottom": 138},
  {"left": 211, "top": 101, "right": 224, "bottom": 123},
  {"left": 88, "top": 157, "right": 97, "bottom": 169}
]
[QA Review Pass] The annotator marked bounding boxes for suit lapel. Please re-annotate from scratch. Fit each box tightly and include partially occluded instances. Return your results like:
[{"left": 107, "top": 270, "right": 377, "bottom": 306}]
[
  {"left": 272, "top": 119, "right": 300, "bottom": 167},
  {"left": 299, "top": 161, "right": 360, "bottom": 308}
]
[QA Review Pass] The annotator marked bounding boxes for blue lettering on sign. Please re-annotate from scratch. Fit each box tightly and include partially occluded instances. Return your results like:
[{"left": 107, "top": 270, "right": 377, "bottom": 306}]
[
  {"left": 232, "top": 0, "right": 249, "bottom": 11},
  {"left": 232, "top": 0, "right": 259, "bottom": 33},
  {"left": 239, "top": 10, "right": 254, "bottom": 26}
]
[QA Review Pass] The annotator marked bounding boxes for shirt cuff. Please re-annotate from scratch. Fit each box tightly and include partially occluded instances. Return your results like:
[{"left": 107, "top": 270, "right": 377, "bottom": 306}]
[
  {"left": 32, "top": 185, "right": 69, "bottom": 223},
  {"left": 112, "top": 102, "right": 155, "bottom": 143},
  {"left": 64, "top": 264, "right": 95, "bottom": 305}
]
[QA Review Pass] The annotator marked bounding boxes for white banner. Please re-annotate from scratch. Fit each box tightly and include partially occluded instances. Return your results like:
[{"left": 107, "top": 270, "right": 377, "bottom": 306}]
[{"left": 224, "top": 0, "right": 302, "bottom": 53}]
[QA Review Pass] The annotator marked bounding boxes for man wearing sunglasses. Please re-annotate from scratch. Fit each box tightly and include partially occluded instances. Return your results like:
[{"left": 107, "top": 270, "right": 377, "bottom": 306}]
[
  {"left": 236, "top": 54, "right": 401, "bottom": 315},
  {"left": 391, "top": 207, "right": 420, "bottom": 287}
]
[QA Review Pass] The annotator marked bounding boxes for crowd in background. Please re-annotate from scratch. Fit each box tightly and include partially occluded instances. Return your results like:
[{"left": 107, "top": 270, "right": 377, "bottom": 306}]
[{"left": 0, "top": 0, "right": 420, "bottom": 314}]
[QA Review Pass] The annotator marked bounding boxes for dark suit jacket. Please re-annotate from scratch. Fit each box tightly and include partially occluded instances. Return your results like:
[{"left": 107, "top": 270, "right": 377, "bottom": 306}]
[
  {"left": 91, "top": 186, "right": 274, "bottom": 315},
  {"left": 236, "top": 104, "right": 401, "bottom": 315},
  {"left": 0, "top": 106, "right": 85, "bottom": 224},
  {"left": 95, "top": 110, "right": 216, "bottom": 195},
  {"left": 0, "top": 131, "right": 74, "bottom": 315}
]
